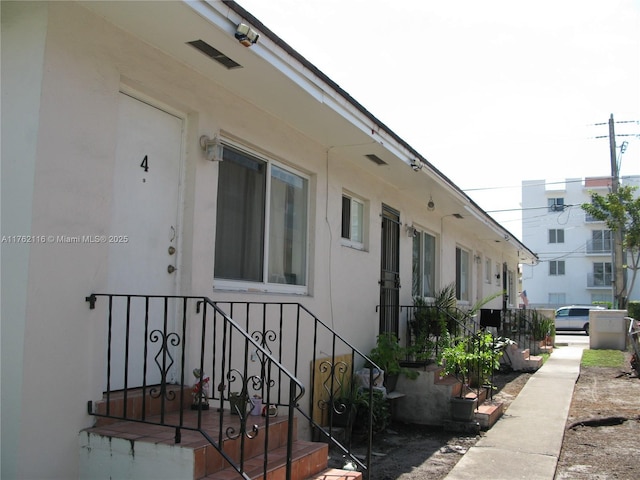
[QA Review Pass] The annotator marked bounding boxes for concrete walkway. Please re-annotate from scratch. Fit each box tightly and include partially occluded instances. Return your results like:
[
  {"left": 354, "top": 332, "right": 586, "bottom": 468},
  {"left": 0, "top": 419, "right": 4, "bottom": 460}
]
[{"left": 444, "top": 344, "right": 587, "bottom": 480}]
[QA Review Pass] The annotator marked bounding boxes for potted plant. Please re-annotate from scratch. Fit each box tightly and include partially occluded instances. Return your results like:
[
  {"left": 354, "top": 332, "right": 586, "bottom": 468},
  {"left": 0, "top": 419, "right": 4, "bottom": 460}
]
[
  {"left": 440, "top": 331, "right": 512, "bottom": 421},
  {"left": 368, "top": 333, "right": 418, "bottom": 392}
]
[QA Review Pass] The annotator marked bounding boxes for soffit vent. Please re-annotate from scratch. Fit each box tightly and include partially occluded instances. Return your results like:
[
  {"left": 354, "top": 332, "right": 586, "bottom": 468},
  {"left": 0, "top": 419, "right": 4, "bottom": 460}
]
[
  {"left": 187, "top": 40, "right": 242, "bottom": 69},
  {"left": 365, "top": 154, "right": 387, "bottom": 165}
]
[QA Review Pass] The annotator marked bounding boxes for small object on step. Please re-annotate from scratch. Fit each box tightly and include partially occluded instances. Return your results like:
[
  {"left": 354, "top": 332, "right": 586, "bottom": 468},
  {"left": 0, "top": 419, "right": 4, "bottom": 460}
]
[
  {"left": 343, "top": 459, "right": 358, "bottom": 471},
  {"left": 261, "top": 404, "right": 278, "bottom": 417}
]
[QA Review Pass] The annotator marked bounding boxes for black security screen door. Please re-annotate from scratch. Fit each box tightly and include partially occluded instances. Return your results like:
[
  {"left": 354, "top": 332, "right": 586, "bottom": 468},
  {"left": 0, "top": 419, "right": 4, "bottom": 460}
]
[{"left": 379, "top": 205, "right": 400, "bottom": 335}]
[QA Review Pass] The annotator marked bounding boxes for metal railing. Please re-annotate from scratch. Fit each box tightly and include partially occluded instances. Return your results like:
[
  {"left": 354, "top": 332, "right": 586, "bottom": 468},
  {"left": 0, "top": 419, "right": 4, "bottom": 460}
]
[
  {"left": 85, "top": 294, "right": 377, "bottom": 479},
  {"left": 398, "top": 305, "right": 549, "bottom": 398},
  {"left": 397, "top": 303, "right": 504, "bottom": 402}
]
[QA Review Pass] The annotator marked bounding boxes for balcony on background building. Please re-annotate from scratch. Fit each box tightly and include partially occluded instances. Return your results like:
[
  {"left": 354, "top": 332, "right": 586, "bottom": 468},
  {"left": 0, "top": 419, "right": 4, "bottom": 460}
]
[
  {"left": 585, "top": 239, "right": 612, "bottom": 255},
  {"left": 587, "top": 273, "right": 613, "bottom": 288}
]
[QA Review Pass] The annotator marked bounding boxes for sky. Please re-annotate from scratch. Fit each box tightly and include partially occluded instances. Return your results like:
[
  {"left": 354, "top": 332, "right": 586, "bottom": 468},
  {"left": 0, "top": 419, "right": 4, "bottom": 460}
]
[{"left": 237, "top": 0, "right": 639, "bottom": 240}]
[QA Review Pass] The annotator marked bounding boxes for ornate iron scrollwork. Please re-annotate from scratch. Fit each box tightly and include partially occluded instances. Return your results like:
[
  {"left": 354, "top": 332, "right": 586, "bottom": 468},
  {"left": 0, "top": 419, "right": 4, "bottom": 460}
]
[
  {"left": 149, "top": 329, "right": 180, "bottom": 400},
  {"left": 318, "top": 359, "right": 349, "bottom": 414},
  {"left": 225, "top": 368, "right": 263, "bottom": 441}
]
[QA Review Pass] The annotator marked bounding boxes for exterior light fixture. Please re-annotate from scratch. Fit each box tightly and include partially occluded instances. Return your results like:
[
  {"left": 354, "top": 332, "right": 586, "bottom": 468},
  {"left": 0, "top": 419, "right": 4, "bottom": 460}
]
[
  {"left": 427, "top": 195, "right": 435, "bottom": 211},
  {"left": 406, "top": 224, "right": 417, "bottom": 237},
  {"left": 235, "top": 23, "right": 259, "bottom": 47},
  {"left": 199, "top": 135, "right": 223, "bottom": 162}
]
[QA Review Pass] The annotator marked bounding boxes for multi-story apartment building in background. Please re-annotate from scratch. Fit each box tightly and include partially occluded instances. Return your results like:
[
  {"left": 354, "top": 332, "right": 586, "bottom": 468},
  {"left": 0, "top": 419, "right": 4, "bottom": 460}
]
[{"left": 521, "top": 175, "right": 640, "bottom": 309}]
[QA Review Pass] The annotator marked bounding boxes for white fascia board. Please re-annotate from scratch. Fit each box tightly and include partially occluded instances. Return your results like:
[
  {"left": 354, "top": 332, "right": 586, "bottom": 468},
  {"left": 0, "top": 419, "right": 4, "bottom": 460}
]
[{"left": 189, "top": 1, "right": 415, "bottom": 167}]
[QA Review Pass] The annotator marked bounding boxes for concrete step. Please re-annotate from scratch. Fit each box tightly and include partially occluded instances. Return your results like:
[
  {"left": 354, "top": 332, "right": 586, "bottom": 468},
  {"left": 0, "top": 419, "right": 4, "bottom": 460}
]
[{"left": 474, "top": 401, "right": 504, "bottom": 430}]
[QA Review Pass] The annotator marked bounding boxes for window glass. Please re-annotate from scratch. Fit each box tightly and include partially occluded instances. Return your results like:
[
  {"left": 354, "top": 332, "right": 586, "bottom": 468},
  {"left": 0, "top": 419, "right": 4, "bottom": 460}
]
[
  {"left": 549, "top": 229, "right": 565, "bottom": 243},
  {"left": 456, "top": 247, "right": 470, "bottom": 301},
  {"left": 548, "top": 198, "right": 565, "bottom": 212},
  {"left": 549, "top": 260, "right": 565, "bottom": 275},
  {"left": 268, "top": 165, "right": 308, "bottom": 285},
  {"left": 214, "top": 146, "right": 308, "bottom": 288},
  {"left": 215, "top": 147, "right": 266, "bottom": 281},
  {"left": 341, "top": 193, "right": 365, "bottom": 247},
  {"left": 485, "top": 258, "right": 491, "bottom": 283},
  {"left": 412, "top": 230, "right": 436, "bottom": 297}
]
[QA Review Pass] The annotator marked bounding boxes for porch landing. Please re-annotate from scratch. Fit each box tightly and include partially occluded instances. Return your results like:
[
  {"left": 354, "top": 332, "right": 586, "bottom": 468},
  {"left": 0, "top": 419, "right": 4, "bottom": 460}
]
[{"left": 80, "top": 407, "right": 356, "bottom": 479}]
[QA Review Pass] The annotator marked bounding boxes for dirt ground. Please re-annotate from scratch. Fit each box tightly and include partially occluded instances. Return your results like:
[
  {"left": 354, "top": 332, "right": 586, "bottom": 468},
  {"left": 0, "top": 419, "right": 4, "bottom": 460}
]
[
  {"left": 555, "top": 351, "right": 640, "bottom": 480},
  {"left": 343, "top": 351, "right": 639, "bottom": 480}
]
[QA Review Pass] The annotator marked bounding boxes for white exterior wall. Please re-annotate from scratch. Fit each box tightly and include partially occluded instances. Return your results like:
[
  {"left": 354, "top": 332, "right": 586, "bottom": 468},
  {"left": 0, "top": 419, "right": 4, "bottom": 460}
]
[
  {"left": 522, "top": 176, "right": 640, "bottom": 308},
  {"left": 2, "top": 3, "right": 528, "bottom": 478}
]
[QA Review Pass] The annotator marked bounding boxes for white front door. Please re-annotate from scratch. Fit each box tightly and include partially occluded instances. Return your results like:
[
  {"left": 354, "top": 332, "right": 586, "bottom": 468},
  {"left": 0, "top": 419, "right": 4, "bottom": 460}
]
[{"left": 106, "top": 92, "right": 183, "bottom": 390}]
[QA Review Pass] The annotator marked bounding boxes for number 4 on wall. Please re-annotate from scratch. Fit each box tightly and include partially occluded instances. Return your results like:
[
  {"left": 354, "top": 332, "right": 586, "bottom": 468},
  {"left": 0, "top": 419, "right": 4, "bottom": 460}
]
[{"left": 140, "top": 155, "right": 149, "bottom": 172}]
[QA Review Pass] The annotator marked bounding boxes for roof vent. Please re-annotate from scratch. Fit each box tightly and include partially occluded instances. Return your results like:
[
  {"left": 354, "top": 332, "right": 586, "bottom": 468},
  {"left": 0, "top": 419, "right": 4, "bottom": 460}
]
[
  {"left": 365, "top": 154, "right": 387, "bottom": 165},
  {"left": 187, "top": 40, "right": 242, "bottom": 69}
]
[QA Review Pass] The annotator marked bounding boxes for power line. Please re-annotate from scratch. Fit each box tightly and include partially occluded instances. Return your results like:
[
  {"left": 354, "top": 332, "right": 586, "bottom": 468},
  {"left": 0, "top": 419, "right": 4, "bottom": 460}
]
[{"left": 463, "top": 177, "right": 612, "bottom": 193}]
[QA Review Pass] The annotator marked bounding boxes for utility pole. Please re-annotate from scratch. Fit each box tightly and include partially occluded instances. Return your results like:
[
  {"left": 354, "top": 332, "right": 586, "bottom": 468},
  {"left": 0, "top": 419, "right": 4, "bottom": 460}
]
[{"left": 608, "top": 114, "right": 626, "bottom": 309}]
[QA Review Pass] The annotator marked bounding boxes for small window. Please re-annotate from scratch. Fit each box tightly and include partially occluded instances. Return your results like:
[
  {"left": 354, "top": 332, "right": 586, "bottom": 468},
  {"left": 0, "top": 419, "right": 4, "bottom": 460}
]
[
  {"left": 456, "top": 246, "right": 470, "bottom": 301},
  {"left": 549, "top": 260, "right": 565, "bottom": 276},
  {"left": 549, "top": 229, "right": 565, "bottom": 243},
  {"left": 592, "top": 262, "right": 612, "bottom": 286},
  {"left": 341, "top": 193, "right": 365, "bottom": 248},
  {"left": 485, "top": 258, "right": 492, "bottom": 284},
  {"left": 549, "top": 293, "right": 566, "bottom": 305},
  {"left": 548, "top": 198, "right": 565, "bottom": 212},
  {"left": 412, "top": 229, "right": 436, "bottom": 297}
]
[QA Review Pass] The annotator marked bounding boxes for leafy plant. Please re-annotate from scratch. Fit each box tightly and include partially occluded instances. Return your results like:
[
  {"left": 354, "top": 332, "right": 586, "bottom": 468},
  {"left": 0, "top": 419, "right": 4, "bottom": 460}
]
[
  {"left": 410, "top": 284, "right": 458, "bottom": 362},
  {"left": 354, "top": 389, "right": 390, "bottom": 434},
  {"left": 530, "top": 310, "right": 555, "bottom": 342},
  {"left": 440, "top": 331, "right": 512, "bottom": 396},
  {"left": 369, "top": 333, "right": 418, "bottom": 380}
]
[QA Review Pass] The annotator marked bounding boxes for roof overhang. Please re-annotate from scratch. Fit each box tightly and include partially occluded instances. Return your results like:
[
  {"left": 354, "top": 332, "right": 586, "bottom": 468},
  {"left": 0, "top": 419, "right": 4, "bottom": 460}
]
[{"left": 78, "top": 0, "right": 537, "bottom": 265}]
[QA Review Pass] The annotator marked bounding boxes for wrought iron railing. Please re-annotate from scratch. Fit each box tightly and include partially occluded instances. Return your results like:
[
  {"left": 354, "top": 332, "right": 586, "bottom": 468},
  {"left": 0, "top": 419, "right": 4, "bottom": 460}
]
[
  {"left": 398, "top": 304, "right": 548, "bottom": 400},
  {"left": 396, "top": 303, "right": 502, "bottom": 402},
  {"left": 85, "top": 294, "right": 378, "bottom": 479},
  {"left": 211, "top": 301, "right": 380, "bottom": 476}
]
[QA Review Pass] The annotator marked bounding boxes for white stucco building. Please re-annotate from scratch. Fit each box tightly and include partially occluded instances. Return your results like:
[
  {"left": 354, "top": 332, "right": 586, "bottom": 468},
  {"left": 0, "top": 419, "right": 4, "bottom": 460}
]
[
  {"left": 521, "top": 175, "right": 640, "bottom": 309},
  {"left": 2, "top": 2, "right": 536, "bottom": 478}
]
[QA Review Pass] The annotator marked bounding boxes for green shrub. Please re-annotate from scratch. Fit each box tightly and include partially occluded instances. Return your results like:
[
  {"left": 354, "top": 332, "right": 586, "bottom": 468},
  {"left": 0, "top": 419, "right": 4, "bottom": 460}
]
[{"left": 627, "top": 301, "right": 640, "bottom": 320}]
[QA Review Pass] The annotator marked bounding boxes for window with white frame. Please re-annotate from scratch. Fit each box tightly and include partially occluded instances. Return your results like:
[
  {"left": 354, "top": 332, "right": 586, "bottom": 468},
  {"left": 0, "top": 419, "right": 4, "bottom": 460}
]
[
  {"left": 485, "top": 258, "right": 492, "bottom": 284},
  {"left": 548, "top": 198, "right": 565, "bottom": 212},
  {"left": 548, "top": 229, "right": 565, "bottom": 243},
  {"left": 507, "top": 269, "right": 515, "bottom": 306},
  {"left": 592, "top": 262, "right": 612, "bottom": 286},
  {"left": 549, "top": 260, "right": 565, "bottom": 276},
  {"left": 591, "top": 293, "right": 610, "bottom": 304},
  {"left": 549, "top": 293, "right": 566, "bottom": 305},
  {"left": 591, "top": 230, "right": 612, "bottom": 253},
  {"left": 412, "top": 229, "right": 436, "bottom": 298},
  {"left": 214, "top": 145, "right": 308, "bottom": 289},
  {"left": 341, "top": 193, "right": 365, "bottom": 248},
  {"left": 456, "top": 246, "right": 470, "bottom": 301}
]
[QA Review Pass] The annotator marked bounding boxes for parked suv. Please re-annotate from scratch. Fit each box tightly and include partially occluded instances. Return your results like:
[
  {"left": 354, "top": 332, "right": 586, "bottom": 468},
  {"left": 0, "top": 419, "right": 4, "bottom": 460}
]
[{"left": 554, "top": 305, "right": 605, "bottom": 335}]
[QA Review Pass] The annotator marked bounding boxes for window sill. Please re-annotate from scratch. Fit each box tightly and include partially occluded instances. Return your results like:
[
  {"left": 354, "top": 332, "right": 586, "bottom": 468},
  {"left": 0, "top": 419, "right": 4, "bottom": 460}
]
[
  {"left": 341, "top": 240, "right": 367, "bottom": 252},
  {"left": 213, "top": 279, "right": 308, "bottom": 296}
]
